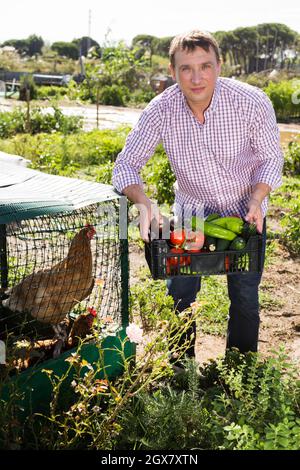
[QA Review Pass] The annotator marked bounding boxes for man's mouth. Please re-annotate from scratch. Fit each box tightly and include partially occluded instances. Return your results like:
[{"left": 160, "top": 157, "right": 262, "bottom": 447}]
[{"left": 191, "top": 87, "right": 205, "bottom": 93}]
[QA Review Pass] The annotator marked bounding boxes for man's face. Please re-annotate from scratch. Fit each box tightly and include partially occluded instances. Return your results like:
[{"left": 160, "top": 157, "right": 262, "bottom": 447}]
[{"left": 170, "top": 46, "right": 221, "bottom": 110}]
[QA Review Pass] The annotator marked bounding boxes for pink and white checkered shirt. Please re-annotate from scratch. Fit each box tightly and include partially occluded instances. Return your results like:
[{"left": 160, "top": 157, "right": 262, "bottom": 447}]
[{"left": 113, "top": 77, "right": 283, "bottom": 218}]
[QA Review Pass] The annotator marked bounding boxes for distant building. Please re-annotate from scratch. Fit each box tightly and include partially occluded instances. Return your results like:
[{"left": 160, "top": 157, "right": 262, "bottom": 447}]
[
  {"left": 0, "top": 46, "right": 16, "bottom": 54},
  {"left": 150, "top": 74, "right": 175, "bottom": 94}
]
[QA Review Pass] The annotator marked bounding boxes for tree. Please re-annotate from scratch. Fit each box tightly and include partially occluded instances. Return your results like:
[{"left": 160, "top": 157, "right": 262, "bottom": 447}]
[
  {"left": 154, "top": 36, "right": 174, "bottom": 57},
  {"left": 2, "top": 38, "right": 29, "bottom": 55},
  {"left": 257, "top": 23, "right": 298, "bottom": 68},
  {"left": 72, "top": 36, "right": 100, "bottom": 57},
  {"left": 233, "top": 27, "right": 258, "bottom": 73},
  {"left": 27, "top": 35, "right": 44, "bottom": 56},
  {"left": 215, "top": 23, "right": 298, "bottom": 73},
  {"left": 51, "top": 41, "right": 79, "bottom": 59},
  {"left": 132, "top": 35, "right": 158, "bottom": 66},
  {"left": 2, "top": 35, "right": 44, "bottom": 56}
]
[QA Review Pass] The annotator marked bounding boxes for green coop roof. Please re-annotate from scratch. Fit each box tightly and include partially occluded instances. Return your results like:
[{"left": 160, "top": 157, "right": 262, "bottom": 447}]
[{"left": 0, "top": 154, "right": 121, "bottom": 224}]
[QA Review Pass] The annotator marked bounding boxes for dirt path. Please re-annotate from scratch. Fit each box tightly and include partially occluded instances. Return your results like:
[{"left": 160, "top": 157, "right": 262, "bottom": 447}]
[{"left": 129, "top": 242, "right": 300, "bottom": 369}]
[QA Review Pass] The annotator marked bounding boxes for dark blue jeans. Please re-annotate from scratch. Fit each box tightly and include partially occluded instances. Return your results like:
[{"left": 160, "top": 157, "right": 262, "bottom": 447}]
[{"left": 167, "top": 220, "right": 267, "bottom": 355}]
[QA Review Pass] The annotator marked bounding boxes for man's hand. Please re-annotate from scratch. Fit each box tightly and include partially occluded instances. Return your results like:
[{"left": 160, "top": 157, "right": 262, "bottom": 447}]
[
  {"left": 138, "top": 201, "right": 167, "bottom": 242},
  {"left": 122, "top": 184, "right": 166, "bottom": 243},
  {"left": 245, "top": 182, "right": 271, "bottom": 234},
  {"left": 244, "top": 198, "right": 263, "bottom": 234}
]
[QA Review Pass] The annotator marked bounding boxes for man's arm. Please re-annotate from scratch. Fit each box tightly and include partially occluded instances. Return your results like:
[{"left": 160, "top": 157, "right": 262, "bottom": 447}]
[
  {"left": 247, "top": 92, "right": 284, "bottom": 233},
  {"left": 112, "top": 103, "right": 163, "bottom": 241},
  {"left": 245, "top": 182, "right": 271, "bottom": 233}
]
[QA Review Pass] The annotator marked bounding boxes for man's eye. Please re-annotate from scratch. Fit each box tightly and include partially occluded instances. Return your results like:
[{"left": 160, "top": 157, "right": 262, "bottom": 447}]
[{"left": 203, "top": 64, "right": 211, "bottom": 70}]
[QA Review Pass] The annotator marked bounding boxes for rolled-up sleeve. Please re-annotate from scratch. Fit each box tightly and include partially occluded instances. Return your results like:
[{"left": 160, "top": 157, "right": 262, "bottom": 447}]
[
  {"left": 112, "top": 102, "right": 162, "bottom": 194},
  {"left": 250, "top": 93, "right": 284, "bottom": 190}
]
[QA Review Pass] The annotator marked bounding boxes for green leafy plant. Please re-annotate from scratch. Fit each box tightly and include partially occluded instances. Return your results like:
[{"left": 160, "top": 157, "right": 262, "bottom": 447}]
[
  {"left": 19, "top": 74, "right": 37, "bottom": 101},
  {"left": 280, "top": 202, "right": 300, "bottom": 256},
  {"left": 284, "top": 141, "right": 300, "bottom": 176},
  {"left": 130, "top": 278, "right": 175, "bottom": 331},
  {"left": 264, "top": 79, "right": 300, "bottom": 121},
  {"left": 0, "top": 106, "right": 82, "bottom": 138},
  {"left": 143, "top": 146, "right": 176, "bottom": 205},
  {"left": 115, "top": 349, "right": 300, "bottom": 450},
  {"left": 36, "top": 85, "right": 68, "bottom": 101},
  {"left": 0, "top": 308, "right": 197, "bottom": 449}
]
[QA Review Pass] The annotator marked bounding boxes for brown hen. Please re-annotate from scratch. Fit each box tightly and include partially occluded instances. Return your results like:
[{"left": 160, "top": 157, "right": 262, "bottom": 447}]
[
  {"left": 2, "top": 225, "right": 96, "bottom": 325},
  {"left": 68, "top": 306, "right": 97, "bottom": 347}
]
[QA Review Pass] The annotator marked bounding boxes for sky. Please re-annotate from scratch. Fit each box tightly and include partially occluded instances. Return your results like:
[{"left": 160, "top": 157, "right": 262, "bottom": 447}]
[{"left": 0, "top": 0, "right": 299, "bottom": 46}]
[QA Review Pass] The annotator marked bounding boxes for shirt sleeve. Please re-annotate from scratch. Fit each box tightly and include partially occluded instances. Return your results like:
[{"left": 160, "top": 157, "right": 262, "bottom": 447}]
[
  {"left": 250, "top": 92, "right": 284, "bottom": 191},
  {"left": 112, "top": 101, "right": 162, "bottom": 194}
]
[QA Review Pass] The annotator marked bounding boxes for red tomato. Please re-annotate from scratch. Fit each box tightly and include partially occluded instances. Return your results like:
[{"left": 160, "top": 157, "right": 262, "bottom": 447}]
[
  {"left": 170, "top": 229, "right": 186, "bottom": 247},
  {"left": 169, "top": 247, "right": 190, "bottom": 266},
  {"left": 183, "top": 230, "right": 205, "bottom": 251}
]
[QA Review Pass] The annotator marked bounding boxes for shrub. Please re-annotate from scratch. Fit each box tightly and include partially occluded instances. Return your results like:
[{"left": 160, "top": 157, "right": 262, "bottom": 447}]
[
  {"left": 284, "top": 141, "right": 300, "bottom": 176},
  {"left": 19, "top": 74, "right": 37, "bottom": 101},
  {"left": 130, "top": 278, "right": 175, "bottom": 331},
  {"left": 0, "top": 106, "right": 82, "bottom": 138},
  {"left": 36, "top": 85, "right": 68, "bottom": 101},
  {"left": 127, "top": 86, "right": 156, "bottom": 107},
  {"left": 117, "top": 350, "right": 300, "bottom": 450},
  {"left": 94, "top": 161, "right": 114, "bottom": 184},
  {"left": 99, "top": 85, "right": 128, "bottom": 106},
  {"left": 0, "top": 127, "right": 129, "bottom": 174},
  {"left": 264, "top": 79, "right": 300, "bottom": 121},
  {"left": 117, "top": 377, "right": 210, "bottom": 450},
  {"left": 143, "top": 145, "right": 176, "bottom": 205},
  {"left": 280, "top": 202, "right": 300, "bottom": 256}
]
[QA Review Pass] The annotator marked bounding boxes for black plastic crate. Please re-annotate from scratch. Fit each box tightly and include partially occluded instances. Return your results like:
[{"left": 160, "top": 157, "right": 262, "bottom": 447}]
[{"left": 145, "top": 235, "right": 263, "bottom": 280}]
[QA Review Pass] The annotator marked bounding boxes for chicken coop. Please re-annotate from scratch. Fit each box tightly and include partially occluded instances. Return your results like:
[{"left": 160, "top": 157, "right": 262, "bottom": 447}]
[{"left": 0, "top": 156, "right": 134, "bottom": 418}]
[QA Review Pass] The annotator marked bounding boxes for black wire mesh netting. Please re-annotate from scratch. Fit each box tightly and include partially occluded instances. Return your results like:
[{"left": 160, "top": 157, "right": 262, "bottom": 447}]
[{"left": 0, "top": 202, "right": 127, "bottom": 368}]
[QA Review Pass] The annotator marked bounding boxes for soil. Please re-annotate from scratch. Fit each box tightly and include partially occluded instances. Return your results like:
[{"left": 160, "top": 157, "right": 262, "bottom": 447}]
[{"left": 129, "top": 235, "right": 300, "bottom": 370}]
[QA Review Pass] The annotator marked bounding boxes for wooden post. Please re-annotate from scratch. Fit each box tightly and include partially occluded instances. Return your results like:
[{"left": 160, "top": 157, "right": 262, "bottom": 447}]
[
  {"left": 0, "top": 225, "right": 8, "bottom": 290},
  {"left": 96, "top": 85, "right": 100, "bottom": 129},
  {"left": 26, "top": 88, "right": 31, "bottom": 133}
]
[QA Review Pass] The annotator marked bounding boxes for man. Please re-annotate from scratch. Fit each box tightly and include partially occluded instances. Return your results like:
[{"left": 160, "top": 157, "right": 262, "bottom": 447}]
[{"left": 113, "top": 30, "right": 283, "bottom": 359}]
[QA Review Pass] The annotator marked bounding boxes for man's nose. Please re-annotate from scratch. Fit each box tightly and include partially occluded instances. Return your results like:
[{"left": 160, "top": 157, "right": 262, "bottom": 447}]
[{"left": 191, "top": 69, "right": 203, "bottom": 83}]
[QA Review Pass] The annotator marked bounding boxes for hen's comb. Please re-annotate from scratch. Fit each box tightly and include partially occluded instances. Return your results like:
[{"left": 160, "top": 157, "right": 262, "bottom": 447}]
[{"left": 88, "top": 307, "right": 97, "bottom": 317}]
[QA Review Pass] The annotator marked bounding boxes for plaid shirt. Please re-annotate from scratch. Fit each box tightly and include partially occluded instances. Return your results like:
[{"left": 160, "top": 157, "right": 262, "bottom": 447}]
[{"left": 113, "top": 77, "right": 283, "bottom": 218}]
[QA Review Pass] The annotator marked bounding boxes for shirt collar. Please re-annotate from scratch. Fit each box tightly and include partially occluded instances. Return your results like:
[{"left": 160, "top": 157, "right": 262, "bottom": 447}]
[
  {"left": 209, "top": 78, "right": 221, "bottom": 112},
  {"left": 180, "top": 78, "right": 221, "bottom": 117}
]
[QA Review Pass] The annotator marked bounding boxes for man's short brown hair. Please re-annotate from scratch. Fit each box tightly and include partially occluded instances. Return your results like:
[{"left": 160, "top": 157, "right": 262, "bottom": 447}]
[{"left": 169, "top": 30, "right": 221, "bottom": 67}]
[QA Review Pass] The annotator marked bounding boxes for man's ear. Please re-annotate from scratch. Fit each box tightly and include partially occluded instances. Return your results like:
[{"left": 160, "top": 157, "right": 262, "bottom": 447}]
[{"left": 169, "top": 63, "right": 176, "bottom": 81}]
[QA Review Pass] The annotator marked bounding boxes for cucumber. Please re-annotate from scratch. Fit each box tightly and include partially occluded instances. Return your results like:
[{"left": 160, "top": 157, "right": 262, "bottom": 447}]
[
  {"left": 216, "top": 238, "right": 231, "bottom": 251},
  {"left": 192, "top": 217, "right": 238, "bottom": 241},
  {"left": 229, "top": 237, "right": 246, "bottom": 251},
  {"left": 206, "top": 213, "right": 220, "bottom": 222}
]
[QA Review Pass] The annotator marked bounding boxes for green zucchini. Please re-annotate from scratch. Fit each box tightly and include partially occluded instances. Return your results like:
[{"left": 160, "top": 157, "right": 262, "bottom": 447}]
[
  {"left": 229, "top": 237, "right": 246, "bottom": 251},
  {"left": 211, "top": 216, "right": 244, "bottom": 234},
  {"left": 204, "top": 221, "right": 237, "bottom": 241},
  {"left": 206, "top": 213, "right": 220, "bottom": 222},
  {"left": 192, "top": 216, "right": 237, "bottom": 241},
  {"left": 216, "top": 238, "right": 231, "bottom": 251}
]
